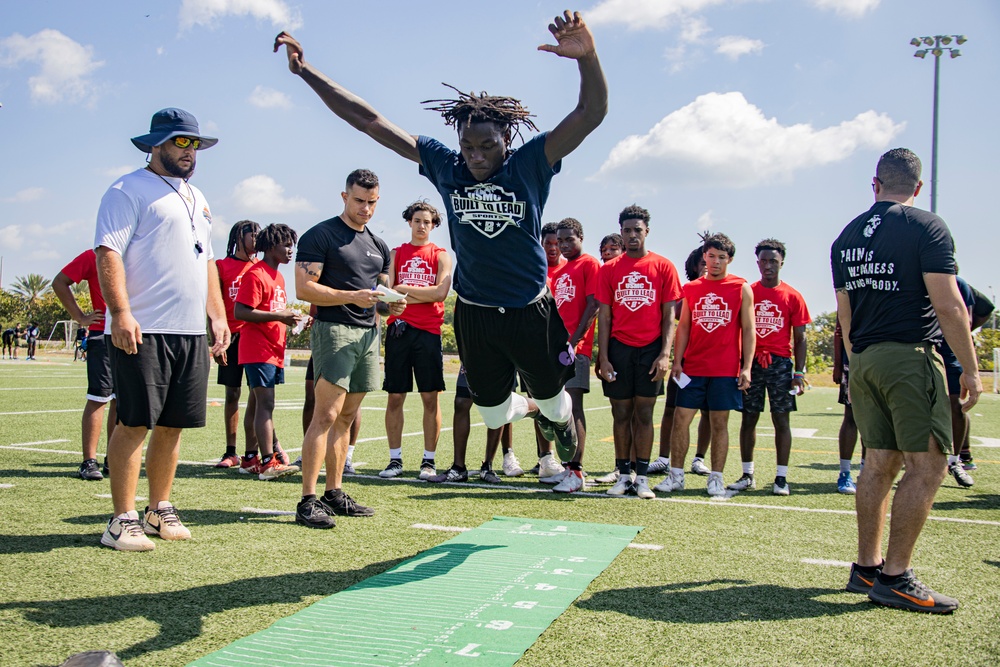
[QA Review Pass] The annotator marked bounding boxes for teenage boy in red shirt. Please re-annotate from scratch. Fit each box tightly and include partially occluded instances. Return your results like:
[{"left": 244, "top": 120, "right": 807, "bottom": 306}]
[
  {"left": 731, "top": 239, "right": 811, "bottom": 496},
  {"left": 597, "top": 205, "right": 681, "bottom": 499},
  {"left": 532, "top": 223, "right": 567, "bottom": 479},
  {"left": 235, "top": 224, "right": 301, "bottom": 481},
  {"left": 663, "top": 233, "right": 754, "bottom": 497}
]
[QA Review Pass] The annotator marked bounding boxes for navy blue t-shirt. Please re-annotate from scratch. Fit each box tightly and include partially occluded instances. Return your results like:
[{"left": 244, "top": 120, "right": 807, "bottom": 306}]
[
  {"left": 296, "top": 215, "right": 390, "bottom": 327},
  {"left": 418, "top": 133, "right": 561, "bottom": 308}
]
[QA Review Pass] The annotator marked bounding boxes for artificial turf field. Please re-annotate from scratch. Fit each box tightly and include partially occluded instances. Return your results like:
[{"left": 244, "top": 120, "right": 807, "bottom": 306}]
[{"left": 1, "top": 354, "right": 998, "bottom": 667}]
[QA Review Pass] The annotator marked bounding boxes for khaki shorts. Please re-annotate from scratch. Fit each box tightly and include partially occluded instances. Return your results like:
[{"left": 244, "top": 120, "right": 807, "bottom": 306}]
[
  {"left": 310, "top": 321, "right": 380, "bottom": 393},
  {"left": 849, "top": 341, "right": 951, "bottom": 454}
]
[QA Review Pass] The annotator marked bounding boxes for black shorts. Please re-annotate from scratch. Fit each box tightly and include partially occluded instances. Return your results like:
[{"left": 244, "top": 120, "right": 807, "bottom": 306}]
[
  {"left": 305, "top": 355, "right": 314, "bottom": 382},
  {"left": 85, "top": 335, "right": 115, "bottom": 402},
  {"left": 838, "top": 365, "right": 851, "bottom": 406},
  {"left": 743, "top": 355, "right": 797, "bottom": 414},
  {"left": 601, "top": 337, "right": 665, "bottom": 400},
  {"left": 382, "top": 322, "right": 446, "bottom": 394},
  {"left": 216, "top": 331, "right": 246, "bottom": 388},
  {"left": 455, "top": 364, "right": 517, "bottom": 401},
  {"left": 110, "top": 334, "right": 209, "bottom": 429},
  {"left": 455, "top": 294, "right": 573, "bottom": 407},
  {"left": 664, "top": 374, "right": 679, "bottom": 408}
]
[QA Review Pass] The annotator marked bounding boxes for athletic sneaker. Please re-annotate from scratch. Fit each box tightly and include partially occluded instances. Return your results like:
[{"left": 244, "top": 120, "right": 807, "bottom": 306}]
[
  {"left": 960, "top": 453, "right": 977, "bottom": 471},
  {"left": 727, "top": 473, "right": 755, "bottom": 491},
  {"left": 293, "top": 455, "right": 303, "bottom": 468},
  {"left": 528, "top": 462, "right": 540, "bottom": 475},
  {"left": 428, "top": 465, "right": 468, "bottom": 483},
  {"left": 535, "top": 413, "right": 578, "bottom": 462},
  {"left": 634, "top": 475, "right": 655, "bottom": 499},
  {"left": 101, "top": 513, "right": 155, "bottom": 552},
  {"left": 690, "top": 458, "right": 710, "bottom": 476},
  {"left": 846, "top": 562, "right": 882, "bottom": 593},
  {"left": 654, "top": 471, "right": 684, "bottom": 493},
  {"left": 239, "top": 454, "right": 260, "bottom": 475},
  {"left": 948, "top": 462, "right": 974, "bottom": 488},
  {"left": 540, "top": 469, "right": 570, "bottom": 485},
  {"left": 502, "top": 451, "right": 524, "bottom": 477},
  {"left": 258, "top": 456, "right": 299, "bottom": 481},
  {"left": 647, "top": 458, "right": 670, "bottom": 475},
  {"left": 319, "top": 491, "right": 375, "bottom": 517},
  {"left": 706, "top": 476, "right": 726, "bottom": 497},
  {"left": 296, "top": 497, "right": 335, "bottom": 529},
  {"left": 419, "top": 459, "right": 437, "bottom": 480},
  {"left": 479, "top": 467, "right": 502, "bottom": 484},
  {"left": 837, "top": 471, "right": 857, "bottom": 495},
  {"left": 594, "top": 470, "right": 620, "bottom": 484},
  {"left": 142, "top": 502, "right": 191, "bottom": 540},
  {"left": 78, "top": 458, "right": 104, "bottom": 481},
  {"left": 607, "top": 476, "right": 633, "bottom": 496},
  {"left": 868, "top": 569, "right": 959, "bottom": 614},
  {"left": 214, "top": 453, "right": 241, "bottom": 469},
  {"left": 102, "top": 457, "right": 109, "bottom": 477},
  {"left": 538, "top": 454, "right": 565, "bottom": 479},
  {"left": 379, "top": 459, "right": 404, "bottom": 478},
  {"left": 772, "top": 477, "right": 791, "bottom": 496},
  {"left": 553, "top": 469, "right": 584, "bottom": 493},
  {"left": 343, "top": 459, "right": 356, "bottom": 475},
  {"left": 273, "top": 443, "right": 290, "bottom": 466}
]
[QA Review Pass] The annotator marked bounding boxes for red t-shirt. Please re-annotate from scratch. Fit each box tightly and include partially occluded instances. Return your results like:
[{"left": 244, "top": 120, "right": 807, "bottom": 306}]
[
  {"left": 597, "top": 252, "right": 682, "bottom": 348},
  {"left": 217, "top": 255, "right": 258, "bottom": 333},
  {"left": 236, "top": 263, "right": 288, "bottom": 367},
  {"left": 60, "top": 250, "right": 107, "bottom": 333},
  {"left": 546, "top": 258, "right": 566, "bottom": 289},
  {"left": 552, "top": 253, "right": 600, "bottom": 357},
  {"left": 681, "top": 274, "right": 747, "bottom": 377},
  {"left": 751, "top": 281, "right": 811, "bottom": 358},
  {"left": 387, "top": 242, "right": 446, "bottom": 335}
]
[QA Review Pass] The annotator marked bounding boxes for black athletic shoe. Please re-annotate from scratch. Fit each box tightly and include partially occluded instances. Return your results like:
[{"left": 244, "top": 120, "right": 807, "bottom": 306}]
[
  {"left": 479, "top": 467, "right": 502, "bottom": 484},
  {"left": 102, "top": 457, "right": 109, "bottom": 477},
  {"left": 428, "top": 465, "right": 468, "bottom": 484},
  {"left": 78, "top": 458, "right": 104, "bottom": 481},
  {"left": 296, "top": 497, "right": 336, "bottom": 529},
  {"left": 535, "top": 413, "right": 578, "bottom": 462},
  {"left": 868, "top": 569, "right": 959, "bottom": 614},
  {"left": 846, "top": 562, "right": 882, "bottom": 593},
  {"left": 320, "top": 491, "right": 375, "bottom": 517}
]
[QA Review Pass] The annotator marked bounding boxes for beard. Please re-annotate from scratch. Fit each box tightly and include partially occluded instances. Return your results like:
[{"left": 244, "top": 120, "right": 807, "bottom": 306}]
[{"left": 159, "top": 151, "right": 195, "bottom": 179}]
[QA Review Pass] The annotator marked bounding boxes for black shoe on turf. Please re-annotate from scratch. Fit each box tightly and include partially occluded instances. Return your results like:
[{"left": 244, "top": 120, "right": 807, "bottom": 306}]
[
  {"left": 296, "top": 497, "right": 336, "bottom": 529},
  {"left": 534, "top": 413, "right": 578, "bottom": 462},
  {"left": 428, "top": 465, "right": 468, "bottom": 484},
  {"left": 78, "top": 458, "right": 104, "bottom": 481},
  {"left": 479, "top": 467, "right": 502, "bottom": 484},
  {"left": 320, "top": 491, "right": 375, "bottom": 517},
  {"left": 868, "top": 569, "right": 959, "bottom": 614},
  {"left": 102, "top": 457, "right": 109, "bottom": 477},
  {"left": 846, "top": 562, "right": 881, "bottom": 593}
]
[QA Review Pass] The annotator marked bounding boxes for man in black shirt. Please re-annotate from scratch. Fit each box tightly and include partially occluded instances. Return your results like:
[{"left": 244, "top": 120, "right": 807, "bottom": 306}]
[{"left": 831, "top": 148, "right": 982, "bottom": 613}]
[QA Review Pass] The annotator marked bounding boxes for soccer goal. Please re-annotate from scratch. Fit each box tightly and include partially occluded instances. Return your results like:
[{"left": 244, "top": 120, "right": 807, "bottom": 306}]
[
  {"left": 994, "top": 348, "right": 999, "bottom": 393},
  {"left": 47, "top": 320, "right": 78, "bottom": 349}
]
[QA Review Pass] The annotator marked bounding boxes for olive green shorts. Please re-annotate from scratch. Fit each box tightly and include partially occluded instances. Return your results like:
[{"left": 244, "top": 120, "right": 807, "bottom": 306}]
[
  {"left": 848, "top": 341, "right": 951, "bottom": 454},
  {"left": 310, "top": 321, "right": 380, "bottom": 393}
]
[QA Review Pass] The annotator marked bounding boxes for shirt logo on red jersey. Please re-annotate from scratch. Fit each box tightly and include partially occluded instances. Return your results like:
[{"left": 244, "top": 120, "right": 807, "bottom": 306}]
[
  {"left": 450, "top": 183, "right": 526, "bottom": 239},
  {"left": 754, "top": 299, "right": 784, "bottom": 338},
  {"left": 269, "top": 285, "right": 287, "bottom": 312},
  {"left": 615, "top": 272, "right": 655, "bottom": 312},
  {"left": 397, "top": 257, "right": 435, "bottom": 287},
  {"left": 693, "top": 292, "right": 732, "bottom": 332},
  {"left": 553, "top": 273, "right": 576, "bottom": 307},
  {"left": 228, "top": 278, "right": 242, "bottom": 301}
]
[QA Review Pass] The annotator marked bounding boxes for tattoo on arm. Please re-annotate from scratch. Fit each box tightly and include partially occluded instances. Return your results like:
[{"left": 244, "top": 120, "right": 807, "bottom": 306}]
[{"left": 296, "top": 261, "right": 321, "bottom": 278}]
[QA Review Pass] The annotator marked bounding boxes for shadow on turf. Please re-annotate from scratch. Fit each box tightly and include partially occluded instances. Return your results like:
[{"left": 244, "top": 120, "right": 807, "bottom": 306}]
[
  {"left": 577, "top": 580, "right": 868, "bottom": 622},
  {"left": 931, "top": 493, "right": 1000, "bottom": 512},
  {"left": 60, "top": 509, "right": 288, "bottom": 529},
  {"left": 0, "top": 559, "right": 408, "bottom": 662}
]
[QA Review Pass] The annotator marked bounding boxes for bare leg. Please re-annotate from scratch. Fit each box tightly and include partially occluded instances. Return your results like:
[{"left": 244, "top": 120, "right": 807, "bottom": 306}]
[
  {"left": 81, "top": 400, "right": 109, "bottom": 461},
  {"left": 855, "top": 448, "right": 903, "bottom": 567},
  {"left": 839, "top": 405, "right": 858, "bottom": 460},
  {"left": 610, "top": 399, "right": 634, "bottom": 460},
  {"left": 301, "top": 378, "right": 347, "bottom": 497},
  {"left": 708, "top": 411, "right": 731, "bottom": 473},
  {"left": 772, "top": 412, "right": 791, "bottom": 467},
  {"left": 739, "top": 410, "right": 761, "bottom": 465},
  {"left": 223, "top": 385, "right": 241, "bottom": 451},
  {"left": 385, "top": 392, "right": 406, "bottom": 455},
  {"left": 484, "top": 425, "right": 506, "bottom": 467},
  {"left": 658, "top": 405, "right": 674, "bottom": 459},
  {"left": 108, "top": 424, "right": 149, "bottom": 515},
  {"left": 948, "top": 395, "right": 967, "bottom": 456},
  {"left": 419, "top": 391, "right": 441, "bottom": 454},
  {"left": 452, "top": 395, "right": 472, "bottom": 469},
  {"left": 566, "top": 387, "right": 586, "bottom": 464},
  {"left": 631, "top": 396, "right": 658, "bottom": 461},
  {"left": 669, "top": 407, "right": 698, "bottom": 469},
  {"left": 251, "top": 386, "right": 276, "bottom": 457},
  {"left": 302, "top": 376, "right": 315, "bottom": 437},
  {"left": 324, "top": 392, "right": 366, "bottom": 493},
  {"left": 883, "top": 441, "right": 948, "bottom": 575},
  {"left": 145, "top": 426, "right": 183, "bottom": 509},
  {"left": 695, "top": 409, "right": 711, "bottom": 458},
  {"left": 243, "top": 389, "right": 260, "bottom": 454}
]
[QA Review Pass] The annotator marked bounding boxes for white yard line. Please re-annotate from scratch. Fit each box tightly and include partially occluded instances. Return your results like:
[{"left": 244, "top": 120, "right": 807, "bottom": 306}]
[{"left": 801, "top": 558, "right": 852, "bottom": 567}]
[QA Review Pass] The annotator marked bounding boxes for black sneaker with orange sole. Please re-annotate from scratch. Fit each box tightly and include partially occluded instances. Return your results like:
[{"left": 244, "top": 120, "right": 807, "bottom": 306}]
[
  {"left": 868, "top": 569, "right": 959, "bottom": 614},
  {"left": 845, "top": 561, "right": 882, "bottom": 593}
]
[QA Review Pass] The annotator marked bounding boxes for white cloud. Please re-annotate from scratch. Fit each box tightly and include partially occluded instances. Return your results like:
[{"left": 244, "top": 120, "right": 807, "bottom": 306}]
[
  {"left": 811, "top": 0, "right": 880, "bottom": 18},
  {"left": 716, "top": 36, "right": 764, "bottom": 59},
  {"left": 587, "top": 0, "right": 730, "bottom": 30},
  {"left": 231, "top": 175, "right": 313, "bottom": 214},
  {"left": 3, "top": 187, "right": 45, "bottom": 203},
  {"left": 0, "top": 225, "right": 26, "bottom": 250},
  {"left": 696, "top": 210, "right": 715, "bottom": 232},
  {"left": 180, "top": 0, "right": 303, "bottom": 30},
  {"left": 597, "top": 92, "right": 904, "bottom": 187},
  {"left": 0, "top": 30, "right": 104, "bottom": 104},
  {"left": 248, "top": 85, "right": 291, "bottom": 109},
  {"left": 156, "top": 46, "right": 165, "bottom": 56}
]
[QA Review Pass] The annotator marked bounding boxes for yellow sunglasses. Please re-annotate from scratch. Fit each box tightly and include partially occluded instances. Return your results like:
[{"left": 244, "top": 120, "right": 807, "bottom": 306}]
[{"left": 171, "top": 136, "right": 202, "bottom": 150}]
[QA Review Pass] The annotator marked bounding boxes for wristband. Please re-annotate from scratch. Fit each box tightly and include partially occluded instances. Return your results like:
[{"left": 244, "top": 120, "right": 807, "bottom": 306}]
[{"left": 793, "top": 371, "right": 805, "bottom": 378}]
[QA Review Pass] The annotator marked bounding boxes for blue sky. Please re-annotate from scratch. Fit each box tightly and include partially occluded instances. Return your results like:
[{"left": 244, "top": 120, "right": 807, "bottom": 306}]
[{"left": 1, "top": 0, "right": 998, "bottom": 315}]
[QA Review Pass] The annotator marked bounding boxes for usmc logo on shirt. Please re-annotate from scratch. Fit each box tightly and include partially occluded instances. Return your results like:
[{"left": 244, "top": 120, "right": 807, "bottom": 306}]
[
  {"left": 228, "top": 278, "right": 242, "bottom": 301},
  {"left": 450, "top": 183, "right": 526, "bottom": 238},
  {"left": 269, "top": 285, "right": 287, "bottom": 312},
  {"left": 754, "top": 299, "right": 784, "bottom": 338},
  {"left": 397, "top": 257, "right": 435, "bottom": 287},
  {"left": 693, "top": 292, "right": 732, "bottom": 332},
  {"left": 615, "top": 272, "right": 655, "bottom": 312},
  {"left": 553, "top": 273, "right": 576, "bottom": 307}
]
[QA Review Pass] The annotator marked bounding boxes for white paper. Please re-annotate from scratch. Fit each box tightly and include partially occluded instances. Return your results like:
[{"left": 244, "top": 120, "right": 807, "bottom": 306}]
[
  {"left": 373, "top": 286, "right": 407, "bottom": 303},
  {"left": 673, "top": 372, "right": 691, "bottom": 388}
]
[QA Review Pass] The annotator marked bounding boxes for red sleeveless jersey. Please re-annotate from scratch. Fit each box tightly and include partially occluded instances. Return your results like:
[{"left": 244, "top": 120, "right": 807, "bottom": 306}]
[
  {"left": 388, "top": 242, "right": 446, "bottom": 335},
  {"left": 681, "top": 274, "right": 747, "bottom": 377}
]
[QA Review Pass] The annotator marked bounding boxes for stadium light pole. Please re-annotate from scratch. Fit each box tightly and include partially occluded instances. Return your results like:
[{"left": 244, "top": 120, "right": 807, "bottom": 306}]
[{"left": 911, "top": 34, "right": 967, "bottom": 213}]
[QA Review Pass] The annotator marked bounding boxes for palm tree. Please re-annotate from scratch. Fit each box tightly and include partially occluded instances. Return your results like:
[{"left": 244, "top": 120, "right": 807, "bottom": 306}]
[
  {"left": 70, "top": 281, "right": 89, "bottom": 297},
  {"left": 11, "top": 273, "right": 52, "bottom": 304}
]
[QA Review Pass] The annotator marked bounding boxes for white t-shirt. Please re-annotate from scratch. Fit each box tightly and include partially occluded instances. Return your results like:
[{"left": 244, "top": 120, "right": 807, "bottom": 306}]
[{"left": 94, "top": 168, "right": 215, "bottom": 335}]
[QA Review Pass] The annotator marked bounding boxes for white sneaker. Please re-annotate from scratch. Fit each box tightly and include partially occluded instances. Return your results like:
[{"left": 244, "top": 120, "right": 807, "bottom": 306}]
[
  {"left": 647, "top": 458, "right": 670, "bottom": 474},
  {"left": 540, "top": 469, "right": 570, "bottom": 485},
  {"left": 726, "top": 473, "right": 755, "bottom": 491},
  {"left": 538, "top": 455, "right": 565, "bottom": 479},
  {"left": 594, "top": 470, "right": 620, "bottom": 484},
  {"left": 654, "top": 471, "right": 684, "bottom": 493},
  {"left": 101, "top": 512, "right": 155, "bottom": 552},
  {"left": 773, "top": 479, "right": 790, "bottom": 496},
  {"left": 690, "top": 458, "right": 710, "bottom": 475},
  {"left": 143, "top": 502, "right": 191, "bottom": 540},
  {"left": 706, "top": 476, "right": 726, "bottom": 497},
  {"left": 634, "top": 475, "right": 655, "bottom": 499},
  {"left": 553, "top": 469, "right": 584, "bottom": 493},
  {"left": 502, "top": 451, "right": 524, "bottom": 477},
  {"left": 607, "top": 476, "right": 632, "bottom": 496},
  {"left": 418, "top": 461, "right": 437, "bottom": 480},
  {"left": 379, "top": 459, "right": 403, "bottom": 478}
]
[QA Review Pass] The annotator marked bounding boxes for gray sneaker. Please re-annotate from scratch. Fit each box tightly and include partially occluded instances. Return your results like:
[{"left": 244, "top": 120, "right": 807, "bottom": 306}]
[
  {"left": 690, "top": 458, "right": 710, "bottom": 476},
  {"left": 78, "top": 458, "right": 104, "bottom": 481},
  {"left": 479, "top": 467, "right": 502, "bottom": 484},
  {"left": 647, "top": 458, "right": 670, "bottom": 474},
  {"left": 949, "top": 462, "right": 974, "bottom": 488}
]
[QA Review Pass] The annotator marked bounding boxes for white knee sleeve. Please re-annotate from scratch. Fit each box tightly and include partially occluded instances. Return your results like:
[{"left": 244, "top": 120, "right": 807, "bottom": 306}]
[
  {"left": 476, "top": 393, "right": 530, "bottom": 430},
  {"left": 534, "top": 390, "right": 572, "bottom": 424}
]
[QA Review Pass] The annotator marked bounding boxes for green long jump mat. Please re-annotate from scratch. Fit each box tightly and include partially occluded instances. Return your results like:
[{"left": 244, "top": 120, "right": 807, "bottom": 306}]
[{"left": 188, "top": 517, "right": 641, "bottom": 666}]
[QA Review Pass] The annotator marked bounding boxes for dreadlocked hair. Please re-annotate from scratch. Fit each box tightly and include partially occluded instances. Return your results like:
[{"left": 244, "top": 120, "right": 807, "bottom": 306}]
[
  {"left": 423, "top": 83, "right": 538, "bottom": 144},
  {"left": 227, "top": 220, "right": 261, "bottom": 258},
  {"left": 255, "top": 223, "right": 298, "bottom": 254}
]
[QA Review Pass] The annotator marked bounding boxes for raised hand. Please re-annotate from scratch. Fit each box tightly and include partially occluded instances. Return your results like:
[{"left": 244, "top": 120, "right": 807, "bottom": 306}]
[
  {"left": 273, "top": 31, "right": 305, "bottom": 74},
  {"left": 537, "top": 10, "right": 596, "bottom": 60}
]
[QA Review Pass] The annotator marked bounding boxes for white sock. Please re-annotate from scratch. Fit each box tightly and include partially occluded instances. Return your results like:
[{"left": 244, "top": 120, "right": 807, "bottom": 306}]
[
  {"left": 389, "top": 448, "right": 402, "bottom": 460},
  {"left": 655, "top": 456, "right": 669, "bottom": 465},
  {"left": 948, "top": 455, "right": 959, "bottom": 465},
  {"left": 670, "top": 467, "right": 684, "bottom": 478},
  {"left": 346, "top": 445, "right": 355, "bottom": 461},
  {"left": 840, "top": 459, "right": 852, "bottom": 473},
  {"left": 423, "top": 449, "right": 435, "bottom": 460},
  {"left": 776, "top": 465, "right": 788, "bottom": 478},
  {"left": 742, "top": 462, "right": 754, "bottom": 475}
]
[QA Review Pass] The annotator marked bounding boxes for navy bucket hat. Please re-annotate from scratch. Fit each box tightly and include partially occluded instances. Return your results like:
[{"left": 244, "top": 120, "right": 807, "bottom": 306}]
[{"left": 130, "top": 107, "right": 218, "bottom": 153}]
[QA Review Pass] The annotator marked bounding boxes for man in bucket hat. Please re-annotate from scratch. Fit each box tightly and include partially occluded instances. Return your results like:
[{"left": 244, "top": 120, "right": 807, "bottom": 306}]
[{"left": 95, "top": 108, "right": 230, "bottom": 551}]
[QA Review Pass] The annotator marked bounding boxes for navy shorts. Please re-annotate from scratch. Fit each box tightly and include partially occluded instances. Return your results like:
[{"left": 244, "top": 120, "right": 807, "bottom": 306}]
[
  {"left": 742, "top": 355, "right": 797, "bottom": 414},
  {"left": 675, "top": 375, "right": 743, "bottom": 411},
  {"left": 245, "top": 362, "right": 285, "bottom": 389},
  {"left": 601, "top": 337, "right": 665, "bottom": 400},
  {"left": 937, "top": 345, "right": 963, "bottom": 396}
]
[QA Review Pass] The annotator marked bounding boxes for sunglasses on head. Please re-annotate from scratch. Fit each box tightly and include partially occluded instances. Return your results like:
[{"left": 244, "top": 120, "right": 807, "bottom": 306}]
[{"left": 171, "top": 136, "right": 201, "bottom": 150}]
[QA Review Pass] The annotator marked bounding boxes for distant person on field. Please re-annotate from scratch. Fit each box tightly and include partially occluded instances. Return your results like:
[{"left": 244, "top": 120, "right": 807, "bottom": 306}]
[
  {"left": 2, "top": 326, "right": 16, "bottom": 359},
  {"left": 25, "top": 322, "right": 40, "bottom": 360},
  {"left": 833, "top": 320, "right": 864, "bottom": 494}
]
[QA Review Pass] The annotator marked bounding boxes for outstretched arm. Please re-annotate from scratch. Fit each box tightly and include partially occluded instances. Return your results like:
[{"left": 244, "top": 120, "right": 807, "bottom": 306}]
[
  {"left": 274, "top": 32, "right": 421, "bottom": 164},
  {"left": 539, "top": 11, "right": 608, "bottom": 166}
]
